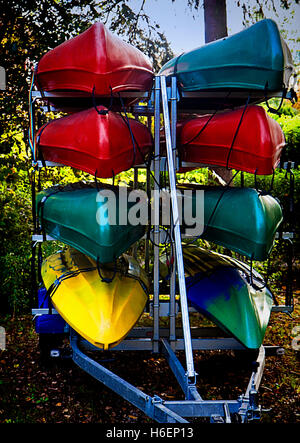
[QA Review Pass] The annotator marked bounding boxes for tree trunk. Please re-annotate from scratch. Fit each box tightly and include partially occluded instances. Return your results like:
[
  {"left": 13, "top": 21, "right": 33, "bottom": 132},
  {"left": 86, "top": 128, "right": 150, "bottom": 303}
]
[
  {"left": 204, "top": 0, "right": 233, "bottom": 184},
  {"left": 204, "top": 0, "right": 228, "bottom": 43}
]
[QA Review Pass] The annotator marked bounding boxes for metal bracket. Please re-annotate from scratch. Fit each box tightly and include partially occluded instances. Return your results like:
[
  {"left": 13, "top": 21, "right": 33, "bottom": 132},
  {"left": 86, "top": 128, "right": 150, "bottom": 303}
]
[
  {"left": 32, "top": 234, "right": 55, "bottom": 242},
  {"left": 32, "top": 308, "right": 58, "bottom": 315},
  {"left": 283, "top": 161, "right": 295, "bottom": 170},
  {"left": 275, "top": 231, "right": 294, "bottom": 240},
  {"left": 33, "top": 160, "right": 65, "bottom": 168}
]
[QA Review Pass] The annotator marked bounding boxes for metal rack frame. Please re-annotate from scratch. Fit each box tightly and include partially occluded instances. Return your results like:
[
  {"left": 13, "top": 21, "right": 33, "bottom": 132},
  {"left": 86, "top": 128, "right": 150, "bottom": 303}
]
[{"left": 30, "top": 75, "right": 294, "bottom": 423}]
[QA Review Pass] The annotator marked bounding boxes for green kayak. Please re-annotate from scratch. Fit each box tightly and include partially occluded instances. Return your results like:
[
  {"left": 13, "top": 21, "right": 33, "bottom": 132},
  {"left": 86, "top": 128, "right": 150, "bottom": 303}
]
[
  {"left": 36, "top": 182, "right": 146, "bottom": 264},
  {"left": 183, "top": 245, "right": 274, "bottom": 349},
  {"left": 159, "top": 19, "right": 295, "bottom": 108},
  {"left": 36, "top": 183, "right": 282, "bottom": 263},
  {"left": 174, "top": 186, "right": 283, "bottom": 261}
]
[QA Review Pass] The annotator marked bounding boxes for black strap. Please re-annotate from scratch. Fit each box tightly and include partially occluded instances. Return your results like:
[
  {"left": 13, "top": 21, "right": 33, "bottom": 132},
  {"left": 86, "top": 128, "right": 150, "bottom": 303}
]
[
  {"left": 92, "top": 85, "right": 110, "bottom": 115},
  {"left": 240, "top": 171, "right": 244, "bottom": 187},
  {"left": 173, "top": 52, "right": 184, "bottom": 76},
  {"left": 92, "top": 84, "right": 115, "bottom": 114},
  {"left": 36, "top": 119, "right": 52, "bottom": 146},
  {"left": 249, "top": 255, "right": 278, "bottom": 305},
  {"left": 37, "top": 190, "right": 60, "bottom": 240},
  {"left": 94, "top": 169, "right": 101, "bottom": 191},
  {"left": 117, "top": 93, "right": 137, "bottom": 168},
  {"left": 226, "top": 95, "right": 250, "bottom": 169},
  {"left": 36, "top": 119, "right": 52, "bottom": 168},
  {"left": 180, "top": 90, "right": 232, "bottom": 147},
  {"left": 264, "top": 82, "right": 286, "bottom": 114},
  {"left": 96, "top": 258, "right": 117, "bottom": 283},
  {"left": 181, "top": 111, "right": 218, "bottom": 146},
  {"left": 255, "top": 168, "right": 275, "bottom": 195}
]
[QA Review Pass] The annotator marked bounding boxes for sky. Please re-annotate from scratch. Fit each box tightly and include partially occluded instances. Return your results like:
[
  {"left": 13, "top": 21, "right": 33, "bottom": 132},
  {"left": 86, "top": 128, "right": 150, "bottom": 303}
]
[{"left": 130, "top": 0, "right": 300, "bottom": 58}]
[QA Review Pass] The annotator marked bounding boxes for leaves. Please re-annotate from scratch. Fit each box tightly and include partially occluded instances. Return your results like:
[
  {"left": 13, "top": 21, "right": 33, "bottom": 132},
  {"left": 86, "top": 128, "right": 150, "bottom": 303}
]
[{"left": 0, "top": 308, "right": 299, "bottom": 423}]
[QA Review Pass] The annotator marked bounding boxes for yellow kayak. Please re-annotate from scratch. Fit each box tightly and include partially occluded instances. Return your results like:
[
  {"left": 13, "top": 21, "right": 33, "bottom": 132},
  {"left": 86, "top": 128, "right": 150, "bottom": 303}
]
[{"left": 41, "top": 247, "right": 149, "bottom": 349}]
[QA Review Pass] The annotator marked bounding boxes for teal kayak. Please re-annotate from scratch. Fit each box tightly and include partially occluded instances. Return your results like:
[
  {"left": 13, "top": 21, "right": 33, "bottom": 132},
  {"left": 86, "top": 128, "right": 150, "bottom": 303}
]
[
  {"left": 159, "top": 19, "right": 295, "bottom": 108},
  {"left": 176, "top": 186, "right": 283, "bottom": 261},
  {"left": 36, "top": 183, "right": 282, "bottom": 263},
  {"left": 182, "top": 245, "right": 273, "bottom": 349},
  {"left": 36, "top": 182, "right": 146, "bottom": 264}
]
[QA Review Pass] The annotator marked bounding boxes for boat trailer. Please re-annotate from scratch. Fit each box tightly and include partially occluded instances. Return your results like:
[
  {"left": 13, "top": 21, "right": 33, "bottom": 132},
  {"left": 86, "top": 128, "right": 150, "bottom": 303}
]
[
  {"left": 30, "top": 75, "right": 294, "bottom": 424},
  {"left": 69, "top": 330, "right": 265, "bottom": 423}
]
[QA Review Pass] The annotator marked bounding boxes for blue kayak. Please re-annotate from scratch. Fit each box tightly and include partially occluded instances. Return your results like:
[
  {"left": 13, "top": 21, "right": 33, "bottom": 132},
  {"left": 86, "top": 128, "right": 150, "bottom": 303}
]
[{"left": 183, "top": 245, "right": 273, "bottom": 349}]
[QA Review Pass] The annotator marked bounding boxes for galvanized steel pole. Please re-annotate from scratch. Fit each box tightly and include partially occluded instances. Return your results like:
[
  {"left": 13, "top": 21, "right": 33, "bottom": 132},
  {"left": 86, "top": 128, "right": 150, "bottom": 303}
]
[{"left": 160, "top": 75, "right": 196, "bottom": 380}]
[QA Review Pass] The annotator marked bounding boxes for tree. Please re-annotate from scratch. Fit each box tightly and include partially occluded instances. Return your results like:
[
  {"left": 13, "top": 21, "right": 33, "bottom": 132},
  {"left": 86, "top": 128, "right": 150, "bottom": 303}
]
[
  {"left": 203, "top": 0, "right": 228, "bottom": 42},
  {"left": 0, "top": 0, "right": 174, "bottom": 313},
  {"left": 0, "top": 0, "right": 173, "bottom": 144},
  {"left": 173, "top": 0, "right": 299, "bottom": 183},
  {"left": 202, "top": 0, "right": 233, "bottom": 183}
]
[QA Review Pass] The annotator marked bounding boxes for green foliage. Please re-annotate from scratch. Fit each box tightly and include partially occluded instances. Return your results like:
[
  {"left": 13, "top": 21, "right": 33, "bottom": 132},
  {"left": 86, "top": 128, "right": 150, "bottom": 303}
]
[
  {"left": 262, "top": 99, "right": 300, "bottom": 164},
  {"left": 277, "top": 114, "right": 300, "bottom": 164},
  {"left": 1, "top": 0, "right": 173, "bottom": 129},
  {"left": 0, "top": 141, "right": 32, "bottom": 313},
  {"left": 0, "top": 132, "right": 102, "bottom": 313}
]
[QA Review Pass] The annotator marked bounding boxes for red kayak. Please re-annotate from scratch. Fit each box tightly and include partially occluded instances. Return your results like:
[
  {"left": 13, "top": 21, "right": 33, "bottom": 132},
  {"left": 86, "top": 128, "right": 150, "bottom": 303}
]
[
  {"left": 178, "top": 105, "right": 285, "bottom": 175},
  {"left": 36, "top": 106, "right": 153, "bottom": 178},
  {"left": 35, "top": 22, "right": 154, "bottom": 98}
]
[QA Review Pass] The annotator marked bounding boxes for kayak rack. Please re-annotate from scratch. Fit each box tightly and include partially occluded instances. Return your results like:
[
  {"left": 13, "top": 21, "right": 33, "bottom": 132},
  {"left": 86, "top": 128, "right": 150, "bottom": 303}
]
[{"left": 30, "top": 74, "right": 294, "bottom": 423}]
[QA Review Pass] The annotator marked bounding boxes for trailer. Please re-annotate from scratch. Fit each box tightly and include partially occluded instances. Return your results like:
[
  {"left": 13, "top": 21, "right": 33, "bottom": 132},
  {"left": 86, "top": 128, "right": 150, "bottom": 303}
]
[{"left": 30, "top": 74, "right": 295, "bottom": 423}]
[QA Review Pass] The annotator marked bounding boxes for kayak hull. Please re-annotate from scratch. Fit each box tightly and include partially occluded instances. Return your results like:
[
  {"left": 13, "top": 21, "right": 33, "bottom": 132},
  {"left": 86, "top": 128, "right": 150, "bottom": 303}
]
[
  {"left": 41, "top": 248, "right": 148, "bottom": 349},
  {"left": 183, "top": 246, "right": 273, "bottom": 349},
  {"left": 35, "top": 22, "right": 153, "bottom": 97},
  {"left": 37, "top": 107, "right": 153, "bottom": 178},
  {"left": 159, "top": 19, "right": 295, "bottom": 109},
  {"left": 178, "top": 105, "right": 285, "bottom": 175},
  {"left": 177, "top": 186, "right": 282, "bottom": 261},
  {"left": 36, "top": 182, "right": 146, "bottom": 264}
]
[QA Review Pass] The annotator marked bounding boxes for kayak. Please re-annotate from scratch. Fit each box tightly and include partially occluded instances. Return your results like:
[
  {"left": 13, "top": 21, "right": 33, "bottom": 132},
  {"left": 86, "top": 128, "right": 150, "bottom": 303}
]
[
  {"left": 34, "top": 22, "right": 153, "bottom": 104},
  {"left": 182, "top": 245, "right": 273, "bottom": 349},
  {"left": 159, "top": 19, "right": 296, "bottom": 109},
  {"left": 36, "top": 182, "right": 146, "bottom": 264},
  {"left": 37, "top": 106, "right": 153, "bottom": 178},
  {"left": 172, "top": 185, "right": 283, "bottom": 261},
  {"left": 41, "top": 247, "right": 149, "bottom": 349},
  {"left": 177, "top": 105, "right": 285, "bottom": 175}
]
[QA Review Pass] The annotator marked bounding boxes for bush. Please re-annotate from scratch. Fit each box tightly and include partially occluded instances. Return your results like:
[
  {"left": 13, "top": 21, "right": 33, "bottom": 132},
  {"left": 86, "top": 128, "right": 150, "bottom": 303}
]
[
  {"left": 0, "top": 130, "right": 97, "bottom": 313},
  {"left": 263, "top": 100, "right": 300, "bottom": 165},
  {"left": 0, "top": 139, "right": 32, "bottom": 313}
]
